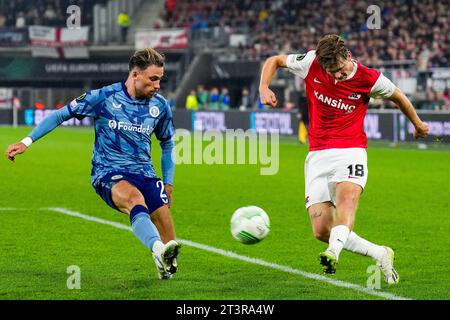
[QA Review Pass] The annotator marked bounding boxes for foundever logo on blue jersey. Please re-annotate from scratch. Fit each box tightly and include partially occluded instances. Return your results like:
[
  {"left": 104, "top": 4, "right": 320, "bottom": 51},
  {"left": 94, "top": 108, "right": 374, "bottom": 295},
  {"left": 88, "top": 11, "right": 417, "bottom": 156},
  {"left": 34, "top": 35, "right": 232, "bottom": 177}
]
[{"left": 108, "top": 120, "right": 153, "bottom": 134}]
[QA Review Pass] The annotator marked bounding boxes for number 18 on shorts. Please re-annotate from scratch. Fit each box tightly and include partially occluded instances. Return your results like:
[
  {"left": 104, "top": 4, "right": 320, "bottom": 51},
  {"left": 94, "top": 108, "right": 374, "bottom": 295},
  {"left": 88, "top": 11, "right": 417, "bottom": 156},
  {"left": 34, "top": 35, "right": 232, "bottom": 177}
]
[{"left": 304, "top": 148, "right": 368, "bottom": 208}]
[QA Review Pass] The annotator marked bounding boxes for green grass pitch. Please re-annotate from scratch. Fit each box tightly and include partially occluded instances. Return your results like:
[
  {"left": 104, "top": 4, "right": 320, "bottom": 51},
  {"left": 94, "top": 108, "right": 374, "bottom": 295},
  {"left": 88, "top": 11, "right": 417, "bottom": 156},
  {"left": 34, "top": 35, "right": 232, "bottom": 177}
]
[{"left": 0, "top": 127, "right": 449, "bottom": 300}]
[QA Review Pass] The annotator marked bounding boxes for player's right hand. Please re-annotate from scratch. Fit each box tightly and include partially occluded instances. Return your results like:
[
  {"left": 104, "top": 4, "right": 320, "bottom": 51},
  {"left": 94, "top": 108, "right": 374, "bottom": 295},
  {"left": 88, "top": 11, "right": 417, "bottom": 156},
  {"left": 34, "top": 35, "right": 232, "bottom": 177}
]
[
  {"left": 5, "top": 142, "right": 27, "bottom": 162},
  {"left": 259, "top": 87, "right": 278, "bottom": 107},
  {"left": 164, "top": 184, "right": 173, "bottom": 208},
  {"left": 413, "top": 121, "right": 429, "bottom": 139}
]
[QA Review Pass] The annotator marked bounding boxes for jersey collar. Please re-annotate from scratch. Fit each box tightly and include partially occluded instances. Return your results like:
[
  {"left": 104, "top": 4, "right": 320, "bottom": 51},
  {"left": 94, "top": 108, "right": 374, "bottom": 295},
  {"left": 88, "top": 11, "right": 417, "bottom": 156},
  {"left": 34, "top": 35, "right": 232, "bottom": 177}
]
[
  {"left": 346, "top": 61, "right": 358, "bottom": 80},
  {"left": 334, "top": 61, "right": 358, "bottom": 84}
]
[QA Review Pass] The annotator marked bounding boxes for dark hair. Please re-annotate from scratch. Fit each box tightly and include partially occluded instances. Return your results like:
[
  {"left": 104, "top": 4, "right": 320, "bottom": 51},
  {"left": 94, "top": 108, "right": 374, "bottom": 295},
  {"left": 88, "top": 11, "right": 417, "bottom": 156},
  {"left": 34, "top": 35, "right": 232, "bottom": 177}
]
[
  {"left": 129, "top": 48, "right": 165, "bottom": 71},
  {"left": 316, "top": 34, "right": 348, "bottom": 70}
]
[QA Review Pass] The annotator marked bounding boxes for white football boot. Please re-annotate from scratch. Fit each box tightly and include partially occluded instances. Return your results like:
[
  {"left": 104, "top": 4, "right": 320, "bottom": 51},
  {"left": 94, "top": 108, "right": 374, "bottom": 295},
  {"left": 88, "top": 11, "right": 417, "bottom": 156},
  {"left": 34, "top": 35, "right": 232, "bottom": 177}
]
[
  {"left": 163, "top": 240, "right": 181, "bottom": 275},
  {"left": 376, "top": 246, "right": 399, "bottom": 284},
  {"left": 152, "top": 240, "right": 180, "bottom": 279},
  {"left": 152, "top": 254, "right": 172, "bottom": 280}
]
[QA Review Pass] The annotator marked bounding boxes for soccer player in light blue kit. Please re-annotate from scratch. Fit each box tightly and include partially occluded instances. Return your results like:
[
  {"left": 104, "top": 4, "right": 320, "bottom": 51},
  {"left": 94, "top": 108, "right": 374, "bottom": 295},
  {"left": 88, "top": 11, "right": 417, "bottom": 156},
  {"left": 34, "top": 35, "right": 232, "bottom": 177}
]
[{"left": 6, "top": 48, "right": 180, "bottom": 280}]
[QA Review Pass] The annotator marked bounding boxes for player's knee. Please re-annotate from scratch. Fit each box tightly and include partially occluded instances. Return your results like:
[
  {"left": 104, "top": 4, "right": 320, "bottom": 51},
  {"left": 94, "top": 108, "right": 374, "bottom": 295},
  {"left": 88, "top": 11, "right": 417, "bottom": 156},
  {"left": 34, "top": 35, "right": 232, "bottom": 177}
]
[
  {"left": 126, "top": 193, "right": 146, "bottom": 209},
  {"left": 313, "top": 228, "right": 330, "bottom": 243}
]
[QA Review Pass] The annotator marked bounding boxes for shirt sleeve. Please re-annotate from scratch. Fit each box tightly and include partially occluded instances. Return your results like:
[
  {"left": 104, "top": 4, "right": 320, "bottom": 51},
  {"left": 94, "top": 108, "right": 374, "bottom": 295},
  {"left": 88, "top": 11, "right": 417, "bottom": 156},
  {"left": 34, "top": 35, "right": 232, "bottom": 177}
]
[
  {"left": 67, "top": 89, "right": 102, "bottom": 120},
  {"left": 154, "top": 102, "right": 175, "bottom": 142},
  {"left": 28, "top": 106, "right": 72, "bottom": 143},
  {"left": 286, "top": 50, "right": 316, "bottom": 79},
  {"left": 160, "top": 139, "right": 175, "bottom": 185},
  {"left": 369, "top": 73, "right": 397, "bottom": 99}
]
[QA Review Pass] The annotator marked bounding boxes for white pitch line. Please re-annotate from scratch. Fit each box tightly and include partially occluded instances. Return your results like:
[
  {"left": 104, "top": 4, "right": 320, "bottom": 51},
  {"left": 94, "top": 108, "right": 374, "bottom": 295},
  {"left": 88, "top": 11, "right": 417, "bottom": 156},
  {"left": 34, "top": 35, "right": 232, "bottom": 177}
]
[{"left": 42, "top": 207, "right": 411, "bottom": 300}]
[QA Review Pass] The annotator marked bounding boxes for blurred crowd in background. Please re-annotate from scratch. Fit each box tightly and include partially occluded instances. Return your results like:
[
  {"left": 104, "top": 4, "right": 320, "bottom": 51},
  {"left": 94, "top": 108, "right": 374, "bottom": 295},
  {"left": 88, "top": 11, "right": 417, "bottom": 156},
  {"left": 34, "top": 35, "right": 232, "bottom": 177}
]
[
  {"left": 160, "top": 0, "right": 449, "bottom": 111},
  {"left": 1, "top": 0, "right": 448, "bottom": 68},
  {"left": 1, "top": 0, "right": 449, "bottom": 112},
  {"left": 181, "top": 85, "right": 260, "bottom": 111},
  {"left": 160, "top": 0, "right": 449, "bottom": 67},
  {"left": 0, "top": 0, "right": 107, "bottom": 28}
]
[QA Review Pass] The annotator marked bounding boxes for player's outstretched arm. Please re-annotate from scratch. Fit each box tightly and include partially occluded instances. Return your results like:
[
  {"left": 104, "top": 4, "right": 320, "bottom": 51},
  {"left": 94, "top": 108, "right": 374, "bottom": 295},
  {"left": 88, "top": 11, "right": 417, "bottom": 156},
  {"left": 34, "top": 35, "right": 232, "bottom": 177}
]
[
  {"left": 259, "top": 55, "right": 288, "bottom": 107},
  {"left": 388, "top": 88, "right": 429, "bottom": 139},
  {"left": 5, "top": 106, "right": 73, "bottom": 162}
]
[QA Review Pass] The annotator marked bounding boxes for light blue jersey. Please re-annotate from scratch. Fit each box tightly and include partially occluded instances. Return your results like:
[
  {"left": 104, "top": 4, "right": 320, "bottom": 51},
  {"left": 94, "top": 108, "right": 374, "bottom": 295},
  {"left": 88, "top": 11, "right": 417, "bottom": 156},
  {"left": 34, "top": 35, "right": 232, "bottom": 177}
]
[{"left": 28, "top": 81, "right": 175, "bottom": 187}]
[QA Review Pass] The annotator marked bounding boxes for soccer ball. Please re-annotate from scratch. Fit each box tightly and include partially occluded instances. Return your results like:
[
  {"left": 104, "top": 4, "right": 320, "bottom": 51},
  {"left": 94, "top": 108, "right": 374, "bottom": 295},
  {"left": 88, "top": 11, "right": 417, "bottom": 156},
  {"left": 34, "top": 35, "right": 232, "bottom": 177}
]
[{"left": 230, "top": 206, "right": 270, "bottom": 244}]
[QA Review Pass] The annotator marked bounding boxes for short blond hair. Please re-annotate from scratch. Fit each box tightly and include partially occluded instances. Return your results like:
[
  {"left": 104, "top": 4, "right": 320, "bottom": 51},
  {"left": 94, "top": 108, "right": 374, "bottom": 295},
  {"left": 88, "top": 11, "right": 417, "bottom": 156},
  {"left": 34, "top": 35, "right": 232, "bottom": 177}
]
[{"left": 129, "top": 48, "right": 165, "bottom": 71}]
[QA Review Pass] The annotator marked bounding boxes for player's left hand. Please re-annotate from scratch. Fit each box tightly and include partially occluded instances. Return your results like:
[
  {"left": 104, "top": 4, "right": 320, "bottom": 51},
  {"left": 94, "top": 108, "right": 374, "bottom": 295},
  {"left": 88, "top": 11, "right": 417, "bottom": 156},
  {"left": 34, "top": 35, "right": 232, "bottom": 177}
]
[
  {"left": 414, "top": 121, "right": 429, "bottom": 139},
  {"left": 5, "top": 142, "right": 27, "bottom": 162},
  {"left": 164, "top": 184, "right": 173, "bottom": 208}
]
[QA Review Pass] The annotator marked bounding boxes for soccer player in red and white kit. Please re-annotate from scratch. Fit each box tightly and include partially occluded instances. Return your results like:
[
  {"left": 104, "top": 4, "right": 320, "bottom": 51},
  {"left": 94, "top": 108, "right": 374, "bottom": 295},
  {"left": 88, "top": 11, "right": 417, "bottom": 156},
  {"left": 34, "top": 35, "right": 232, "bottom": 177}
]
[{"left": 259, "top": 34, "right": 429, "bottom": 284}]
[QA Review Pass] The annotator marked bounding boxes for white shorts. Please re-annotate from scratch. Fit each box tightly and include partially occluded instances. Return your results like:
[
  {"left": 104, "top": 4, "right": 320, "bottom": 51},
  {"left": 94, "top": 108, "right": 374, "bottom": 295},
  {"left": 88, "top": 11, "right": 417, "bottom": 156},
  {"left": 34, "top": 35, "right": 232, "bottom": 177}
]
[{"left": 304, "top": 148, "right": 368, "bottom": 208}]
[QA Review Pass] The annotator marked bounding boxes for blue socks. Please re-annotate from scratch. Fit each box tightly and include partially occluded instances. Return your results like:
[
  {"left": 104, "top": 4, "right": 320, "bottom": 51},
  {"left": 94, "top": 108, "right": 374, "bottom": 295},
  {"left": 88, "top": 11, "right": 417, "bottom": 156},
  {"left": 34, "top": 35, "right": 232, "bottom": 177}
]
[{"left": 130, "top": 205, "right": 161, "bottom": 252}]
